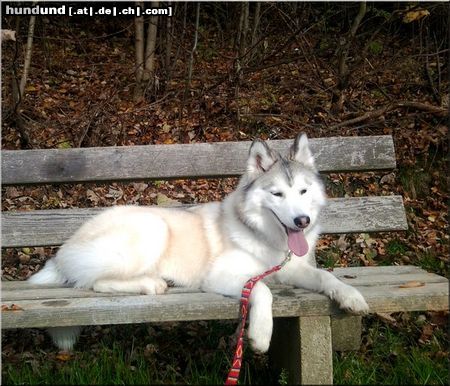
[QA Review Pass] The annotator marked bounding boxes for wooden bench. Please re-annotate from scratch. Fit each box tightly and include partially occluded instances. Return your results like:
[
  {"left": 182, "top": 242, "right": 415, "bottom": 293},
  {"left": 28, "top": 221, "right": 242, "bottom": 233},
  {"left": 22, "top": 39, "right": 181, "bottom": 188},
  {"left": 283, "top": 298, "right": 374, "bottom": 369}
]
[{"left": 2, "top": 135, "right": 448, "bottom": 385}]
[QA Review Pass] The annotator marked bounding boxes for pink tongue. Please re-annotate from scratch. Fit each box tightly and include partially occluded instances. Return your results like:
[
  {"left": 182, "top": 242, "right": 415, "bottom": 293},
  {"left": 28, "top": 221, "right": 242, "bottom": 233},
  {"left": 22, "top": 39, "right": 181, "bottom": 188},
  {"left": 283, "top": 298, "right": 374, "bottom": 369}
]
[{"left": 287, "top": 229, "right": 309, "bottom": 256}]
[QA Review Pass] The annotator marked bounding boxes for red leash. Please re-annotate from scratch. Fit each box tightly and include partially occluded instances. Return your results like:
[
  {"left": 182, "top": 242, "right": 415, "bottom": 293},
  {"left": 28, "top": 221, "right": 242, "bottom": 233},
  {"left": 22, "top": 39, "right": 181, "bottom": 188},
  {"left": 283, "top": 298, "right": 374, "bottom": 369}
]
[{"left": 224, "top": 251, "right": 293, "bottom": 385}]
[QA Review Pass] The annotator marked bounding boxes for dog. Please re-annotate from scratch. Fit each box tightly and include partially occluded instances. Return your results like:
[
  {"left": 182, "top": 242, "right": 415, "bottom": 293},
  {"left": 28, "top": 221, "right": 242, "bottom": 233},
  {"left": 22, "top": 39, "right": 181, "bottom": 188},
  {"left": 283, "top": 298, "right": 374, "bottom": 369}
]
[{"left": 29, "top": 133, "right": 369, "bottom": 352}]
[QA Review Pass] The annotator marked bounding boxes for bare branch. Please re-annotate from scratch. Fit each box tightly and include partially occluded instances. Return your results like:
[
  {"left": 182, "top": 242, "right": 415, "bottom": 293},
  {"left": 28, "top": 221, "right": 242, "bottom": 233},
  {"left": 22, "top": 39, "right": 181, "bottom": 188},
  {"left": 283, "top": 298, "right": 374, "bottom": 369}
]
[
  {"left": 329, "top": 101, "right": 447, "bottom": 130},
  {"left": 19, "top": 10, "right": 37, "bottom": 98}
]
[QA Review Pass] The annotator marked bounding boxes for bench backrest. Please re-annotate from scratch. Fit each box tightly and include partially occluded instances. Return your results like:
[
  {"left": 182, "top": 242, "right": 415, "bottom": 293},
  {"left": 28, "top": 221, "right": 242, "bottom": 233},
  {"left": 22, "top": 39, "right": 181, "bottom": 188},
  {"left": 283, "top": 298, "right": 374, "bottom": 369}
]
[{"left": 1, "top": 135, "right": 408, "bottom": 248}]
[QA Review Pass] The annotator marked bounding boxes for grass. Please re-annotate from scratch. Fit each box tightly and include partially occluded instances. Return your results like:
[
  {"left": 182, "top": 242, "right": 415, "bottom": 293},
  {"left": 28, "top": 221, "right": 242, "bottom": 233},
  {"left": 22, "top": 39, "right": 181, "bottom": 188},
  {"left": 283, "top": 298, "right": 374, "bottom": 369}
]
[
  {"left": 418, "top": 250, "right": 449, "bottom": 277},
  {"left": 316, "top": 248, "right": 340, "bottom": 268},
  {"left": 2, "top": 315, "right": 448, "bottom": 385},
  {"left": 2, "top": 322, "right": 274, "bottom": 385},
  {"left": 334, "top": 315, "right": 449, "bottom": 385}
]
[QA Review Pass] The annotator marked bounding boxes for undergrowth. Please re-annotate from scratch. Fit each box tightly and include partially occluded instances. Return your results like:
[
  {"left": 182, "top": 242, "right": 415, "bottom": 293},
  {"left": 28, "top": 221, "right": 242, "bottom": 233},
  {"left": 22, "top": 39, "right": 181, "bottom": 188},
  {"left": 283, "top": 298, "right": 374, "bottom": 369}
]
[{"left": 2, "top": 314, "right": 448, "bottom": 385}]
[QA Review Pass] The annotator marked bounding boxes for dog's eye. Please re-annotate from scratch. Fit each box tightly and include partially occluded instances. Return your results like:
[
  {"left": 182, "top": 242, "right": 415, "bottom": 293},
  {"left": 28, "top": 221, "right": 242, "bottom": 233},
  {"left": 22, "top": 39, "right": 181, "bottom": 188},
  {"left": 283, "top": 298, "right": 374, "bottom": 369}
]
[
  {"left": 300, "top": 189, "right": 307, "bottom": 195},
  {"left": 272, "top": 192, "right": 284, "bottom": 197}
]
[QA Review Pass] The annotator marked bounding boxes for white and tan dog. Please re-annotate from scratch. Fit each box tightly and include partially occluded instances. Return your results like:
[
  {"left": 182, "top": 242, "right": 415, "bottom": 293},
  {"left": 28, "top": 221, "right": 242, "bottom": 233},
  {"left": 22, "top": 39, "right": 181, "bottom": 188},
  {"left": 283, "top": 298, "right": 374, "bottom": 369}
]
[{"left": 29, "top": 134, "right": 369, "bottom": 351}]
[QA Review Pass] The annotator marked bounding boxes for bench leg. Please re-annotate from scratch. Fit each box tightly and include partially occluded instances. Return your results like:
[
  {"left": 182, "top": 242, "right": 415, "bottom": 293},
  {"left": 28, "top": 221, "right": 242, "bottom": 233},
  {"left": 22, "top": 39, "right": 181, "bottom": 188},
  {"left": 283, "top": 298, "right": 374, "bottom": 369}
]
[
  {"left": 270, "top": 316, "right": 333, "bottom": 385},
  {"left": 331, "top": 315, "right": 362, "bottom": 351}
]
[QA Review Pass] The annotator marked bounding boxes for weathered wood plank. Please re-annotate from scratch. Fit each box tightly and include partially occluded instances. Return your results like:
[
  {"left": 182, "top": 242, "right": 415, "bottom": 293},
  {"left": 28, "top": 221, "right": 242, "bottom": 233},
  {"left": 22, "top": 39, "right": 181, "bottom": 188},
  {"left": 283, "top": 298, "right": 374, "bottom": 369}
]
[
  {"left": 331, "top": 270, "right": 448, "bottom": 286},
  {"left": 2, "top": 278, "right": 448, "bottom": 328},
  {"left": 3, "top": 269, "right": 447, "bottom": 301},
  {"left": 1, "top": 195, "right": 407, "bottom": 247},
  {"left": 1, "top": 286, "right": 201, "bottom": 301},
  {"left": 2, "top": 265, "right": 428, "bottom": 292},
  {"left": 271, "top": 282, "right": 449, "bottom": 317},
  {"left": 2, "top": 136, "right": 396, "bottom": 185}
]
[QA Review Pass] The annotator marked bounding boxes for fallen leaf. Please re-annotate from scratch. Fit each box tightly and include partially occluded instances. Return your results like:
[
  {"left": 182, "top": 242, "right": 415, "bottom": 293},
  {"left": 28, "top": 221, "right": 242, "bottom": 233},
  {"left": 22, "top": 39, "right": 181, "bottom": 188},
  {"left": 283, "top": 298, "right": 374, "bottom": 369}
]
[
  {"left": 376, "top": 312, "right": 397, "bottom": 325},
  {"left": 105, "top": 187, "right": 123, "bottom": 201},
  {"left": 403, "top": 9, "right": 430, "bottom": 23},
  {"left": 418, "top": 324, "right": 434, "bottom": 344},
  {"left": 56, "top": 351, "right": 72, "bottom": 361},
  {"left": 86, "top": 189, "right": 100, "bottom": 204},
  {"left": 336, "top": 234, "right": 349, "bottom": 251},
  {"left": 156, "top": 193, "right": 180, "bottom": 207},
  {"left": 399, "top": 281, "right": 425, "bottom": 288},
  {"left": 380, "top": 172, "right": 396, "bottom": 185},
  {"left": 132, "top": 182, "right": 148, "bottom": 192},
  {"left": 428, "top": 311, "right": 449, "bottom": 327},
  {"left": 2, "top": 304, "right": 24, "bottom": 311}
]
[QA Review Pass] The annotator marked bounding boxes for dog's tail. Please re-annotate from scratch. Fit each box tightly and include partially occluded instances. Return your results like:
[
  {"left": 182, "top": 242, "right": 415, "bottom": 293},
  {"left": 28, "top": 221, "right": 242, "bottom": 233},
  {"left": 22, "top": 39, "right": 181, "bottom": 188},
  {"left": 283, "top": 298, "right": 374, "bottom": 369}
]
[
  {"left": 28, "top": 259, "right": 81, "bottom": 351},
  {"left": 28, "top": 259, "right": 67, "bottom": 285}
]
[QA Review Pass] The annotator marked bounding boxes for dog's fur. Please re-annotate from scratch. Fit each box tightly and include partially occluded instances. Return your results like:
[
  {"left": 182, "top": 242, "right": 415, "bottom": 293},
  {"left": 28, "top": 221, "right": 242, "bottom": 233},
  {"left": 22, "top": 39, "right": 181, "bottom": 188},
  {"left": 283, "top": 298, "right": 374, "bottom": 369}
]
[{"left": 29, "top": 134, "right": 369, "bottom": 351}]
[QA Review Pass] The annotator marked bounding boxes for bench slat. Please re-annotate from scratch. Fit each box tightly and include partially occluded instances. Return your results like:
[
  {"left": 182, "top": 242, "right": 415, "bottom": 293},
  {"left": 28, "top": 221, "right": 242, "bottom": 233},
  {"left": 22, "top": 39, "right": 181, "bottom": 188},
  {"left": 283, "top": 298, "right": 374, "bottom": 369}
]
[
  {"left": 2, "top": 196, "right": 407, "bottom": 247},
  {"left": 2, "top": 136, "right": 396, "bottom": 185},
  {"left": 2, "top": 268, "right": 447, "bottom": 302},
  {"left": 1, "top": 267, "right": 447, "bottom": 329}
]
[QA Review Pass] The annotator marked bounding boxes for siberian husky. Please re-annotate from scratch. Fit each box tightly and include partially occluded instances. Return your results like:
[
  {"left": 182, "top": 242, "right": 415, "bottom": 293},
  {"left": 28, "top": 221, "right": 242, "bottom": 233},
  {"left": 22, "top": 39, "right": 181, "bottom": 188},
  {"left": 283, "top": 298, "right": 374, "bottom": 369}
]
[{"left": 29, "top": 134, "right": 369, "bottom": 352}]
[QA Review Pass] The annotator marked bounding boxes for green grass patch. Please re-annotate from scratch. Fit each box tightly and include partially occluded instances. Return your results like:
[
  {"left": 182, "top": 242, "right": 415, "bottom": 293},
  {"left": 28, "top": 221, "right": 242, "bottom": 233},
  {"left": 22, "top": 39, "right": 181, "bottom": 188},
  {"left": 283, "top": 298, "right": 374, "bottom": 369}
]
[
  {"left": 3, "top": 315, "right": 448, "bottom": 385},
  {"left": 316, "top": 246, "right": 340, "bottom": 268},
  {"left": 385, "top": 238, "right": 409, "bottom": 256},
  {"left": 334, "top": 316, "right": 449, "bottom": 385},
  {"left": 417, "top": 250, "right": 448, "bottom": 277},
  {"left": 398, "top": 165, "right": 432, "bottom": 199},
  {"left": 2, "top": 322, "right": 274, "bottom": 385}
]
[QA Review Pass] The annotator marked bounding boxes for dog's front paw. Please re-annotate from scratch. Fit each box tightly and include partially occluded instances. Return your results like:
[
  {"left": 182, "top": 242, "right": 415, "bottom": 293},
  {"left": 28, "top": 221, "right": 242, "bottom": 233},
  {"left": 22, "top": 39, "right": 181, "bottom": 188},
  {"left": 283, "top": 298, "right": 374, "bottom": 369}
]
[
  {"left": 248, "top": 328, "right": 271, "bottom": 353},
  {"left": 247, "top": 316, "right": 272, "bottom": 353},
  {"left": 332, "top": 285, "right": 369, "bottom": 314}
]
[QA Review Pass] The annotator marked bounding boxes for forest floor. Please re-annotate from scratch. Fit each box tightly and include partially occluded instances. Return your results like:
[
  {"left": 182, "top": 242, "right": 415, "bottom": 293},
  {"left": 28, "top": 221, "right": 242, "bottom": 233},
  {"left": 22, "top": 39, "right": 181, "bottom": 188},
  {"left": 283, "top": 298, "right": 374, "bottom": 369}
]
[{"left": 1, "top": 12, "right": 448, "bottom": 385}]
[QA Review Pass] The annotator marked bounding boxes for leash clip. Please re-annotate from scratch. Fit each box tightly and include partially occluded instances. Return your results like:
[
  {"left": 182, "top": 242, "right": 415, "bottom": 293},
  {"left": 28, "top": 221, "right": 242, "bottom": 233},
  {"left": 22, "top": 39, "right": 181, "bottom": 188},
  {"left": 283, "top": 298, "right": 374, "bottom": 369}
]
[{"left": 280, "top": 250, "right": 293, "bottom": 267}]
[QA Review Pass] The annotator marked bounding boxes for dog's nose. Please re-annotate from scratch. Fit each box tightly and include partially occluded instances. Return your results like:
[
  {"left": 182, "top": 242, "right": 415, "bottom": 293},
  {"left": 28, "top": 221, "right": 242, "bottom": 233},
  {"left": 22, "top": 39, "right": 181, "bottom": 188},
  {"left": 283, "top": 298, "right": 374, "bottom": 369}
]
[{"left": 294, "top": 216, "right": 310, "bottom": 228}]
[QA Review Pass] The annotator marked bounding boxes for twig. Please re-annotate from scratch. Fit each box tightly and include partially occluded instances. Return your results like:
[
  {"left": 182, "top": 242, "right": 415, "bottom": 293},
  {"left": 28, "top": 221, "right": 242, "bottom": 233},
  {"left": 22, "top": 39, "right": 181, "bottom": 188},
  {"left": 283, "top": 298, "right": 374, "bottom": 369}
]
[
  {"left": 433, "top": 32, "right": 442, "bottom": 102},
  {"left": 424, "top": 27, "right": 440, "bottom": 104},
  {"left": 395, "top": 101, "right": 447, "bottom": 116},
  {"left": 328, "top": 101, "right": 447, "bottom": 130},
  {"left": 329, "top": 105, "right": 391, "bottom": 130},
  {"left": 242, "top": 55, "right": 302, "bottom": 74}
]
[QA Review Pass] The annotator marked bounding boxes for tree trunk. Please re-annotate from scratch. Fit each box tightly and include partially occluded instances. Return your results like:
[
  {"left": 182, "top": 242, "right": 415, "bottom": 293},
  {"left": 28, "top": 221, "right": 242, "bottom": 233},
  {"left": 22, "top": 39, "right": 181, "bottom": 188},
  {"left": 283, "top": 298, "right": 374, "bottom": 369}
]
[
  {"left": 186, "top": 2, "right": 200, "bottom": 91},
  {"left": 332, "top": 2, "right": 367, "bottom": 114},
  {"left": 10, "top": 9, "right": 36, "bottom": 148},
  {"left": 251, "top": 2, "right": 261, "bottom": 49},
  {"left": 134, "top": 1, "right": 145, "bottom": 101},
  {"left": 234, "top": 2, "right": 249, "bottom": 124},
  {"left": 239, "top": 2, "right": 249, "bottom": 60},
  {"left": 19, "top": 13, "right": 36, "bottom": 99},
  {"left": 180, "top": 2, "right": 200, "bottom": 118},
  {"left": 144, "top": 0, "right": 159, "bottom": 86},
  {"left": 164, "top": 1, "right": 173, "bottom": 75}
]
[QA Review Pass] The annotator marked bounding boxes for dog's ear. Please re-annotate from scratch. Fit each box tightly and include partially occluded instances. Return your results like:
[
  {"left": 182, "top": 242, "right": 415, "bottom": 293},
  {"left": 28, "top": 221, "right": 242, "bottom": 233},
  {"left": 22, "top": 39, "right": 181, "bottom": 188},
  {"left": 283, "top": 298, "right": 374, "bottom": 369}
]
[
  {"left": 290, "top": 133, "right": 316, "bottom": 169},
  {"left": 247, "top": 139, "right": 278, "bottom": 174}
]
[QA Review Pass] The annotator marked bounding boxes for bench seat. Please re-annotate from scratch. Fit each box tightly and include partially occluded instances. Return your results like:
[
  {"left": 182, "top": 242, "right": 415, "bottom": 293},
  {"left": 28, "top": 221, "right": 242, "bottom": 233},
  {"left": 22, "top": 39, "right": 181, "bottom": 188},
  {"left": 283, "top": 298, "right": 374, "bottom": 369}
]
[
  {"left": 2, "top": 134, "right": 448, "bottom": 384},
  {"left": 2, "top": 266, "right": 448, "bottom": 329}
]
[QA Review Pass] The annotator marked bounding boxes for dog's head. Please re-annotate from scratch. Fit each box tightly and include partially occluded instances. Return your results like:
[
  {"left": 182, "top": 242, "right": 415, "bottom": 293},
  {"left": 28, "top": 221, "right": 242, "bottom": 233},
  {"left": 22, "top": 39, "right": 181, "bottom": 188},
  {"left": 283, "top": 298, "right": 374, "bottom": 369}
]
[{"left": 240, "top": 134, "right": 326, "bottom": 255}]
